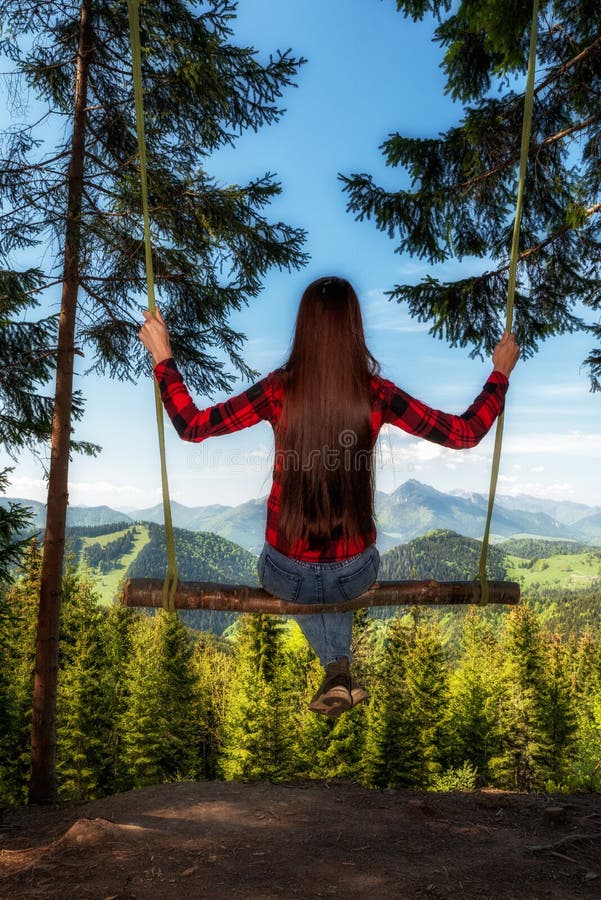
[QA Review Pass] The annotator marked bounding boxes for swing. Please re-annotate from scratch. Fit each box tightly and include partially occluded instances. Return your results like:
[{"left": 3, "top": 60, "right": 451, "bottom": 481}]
[{"left": 123, "top": 0, "right": 539, "bottom": 614}]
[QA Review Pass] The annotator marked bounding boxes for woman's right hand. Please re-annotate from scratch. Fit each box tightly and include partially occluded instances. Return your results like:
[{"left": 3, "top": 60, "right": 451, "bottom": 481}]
[
  {"left": 138, "top": 306, "right": 173, "bottom": 367},
  {"left": 492, "top": 331, "right": 520, "bottom": 378}
]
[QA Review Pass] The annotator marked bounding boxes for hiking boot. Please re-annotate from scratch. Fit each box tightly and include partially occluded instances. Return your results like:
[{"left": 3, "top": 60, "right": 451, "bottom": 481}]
[
  {"left": 309, "top": 658, "right": 352, "bottom": 718},
  {"left": 350, "top": 677, "right": 369, "bottom": 708}
]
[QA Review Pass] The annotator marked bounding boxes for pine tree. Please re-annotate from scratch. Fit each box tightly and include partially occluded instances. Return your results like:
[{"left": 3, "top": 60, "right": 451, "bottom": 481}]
[
  {"left": 488, "top": 605, "right": 561, "bottom": 790},
  {"left": 0, "top": 262, "right": 90, "bottom": 571},
  {"left": 444, "top": 609, "right": 504, "bottom": 781},
  {"left": 341, "top": 1, "right": 601, "bottom": 386},
  {"left": 0, "top": 277, "right": 77, "bottom": 583},
  {"left": 286, "top": 610, "right": 373, "bottom": 781},
  {"left": 0, "top": 480, "right": 35, "bottom": 798},
  {"left": 568, "top": 629, "right": 601, "bottom": 790},
  {"left": 0, "top": 276, "right": 57, "bottom": 450},
  {"left": 101, "top": 601, "right": 137, "bottom": 794},
  {"left": 316, "top": 703, "right": 368, "bottom": 780},
  {"left": 0, "top": 473, "right": 34, "bottom": 584},
  {"left": 1, "top": 0, "right": 307, "bottom": 801},
  {"left": 282, "top": 625, "right": 333, "bottom": 779},
  {"left": 0, "top": 585, "right": 19, "bottom": 800},
  {"left": 219, "top": 614, "right": 295, "bottom": 781},
  {"left": 403, "top": 617, "right": 450, "bottom": 786},
  {"left": 118, "top": 611, "right": 200, "bottom": 787},
  {"left": 539, "top": 633, "right": 578, "bottom": 789},
  {"left": 193, "top": 630, "right": 234, "bottom": 780},
  {"left": 55, "top": 565, "right": 112, "bottom": 800},
  {"left": 1, "top": 2, "right": 307, "bottom": 386},
  {"left": 365, "top": 618, "right": 423, "bottom": 788},
  {"left": 0, "top": 540, "right": 42, "bottom": 802},
  {"left": 117, "top": 616, "right": 164, "bottom": 788}
]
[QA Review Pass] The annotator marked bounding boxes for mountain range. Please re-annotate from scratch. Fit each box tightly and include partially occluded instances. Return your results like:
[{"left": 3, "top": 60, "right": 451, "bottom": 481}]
[{"left": 3, "top": 479, "right": 600, "bottom": 553}]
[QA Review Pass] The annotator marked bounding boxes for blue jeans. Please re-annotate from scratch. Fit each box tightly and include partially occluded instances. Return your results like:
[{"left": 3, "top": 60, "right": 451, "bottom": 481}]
[{"left": 257, "top": 541, "right": 380, "bottom": 667}]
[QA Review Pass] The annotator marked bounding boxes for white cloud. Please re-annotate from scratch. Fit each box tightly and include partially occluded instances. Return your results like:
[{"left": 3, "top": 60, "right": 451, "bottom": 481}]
[
  {"left": 2, "top": 476, "right": 162, "bottom": 509},
  {"left": 374, "top": 432, "right": 490, "bottom": 468},
  {"left": 537, "top": 383, "right": 588, "bottom": 398},
  {"left": 3, "top": 475, "right": 48, "bottom": 501},
  {"left": 363, "top": 289, "right": 430, "bottom": 334},
  {"left": 495, "top": 480, "right": 576, "bottom": 500},
  {"left": 185, "top": 442, "right": 273, "bottom": 476},
  {"left": 67, "top": 481, "right": 160, "bottom": 508},
  {"left": 244, "top": 337, "right": 286, "bottom": 369},
  {"left": 504, "top": 431, "right": 601, "bottom": 455}
]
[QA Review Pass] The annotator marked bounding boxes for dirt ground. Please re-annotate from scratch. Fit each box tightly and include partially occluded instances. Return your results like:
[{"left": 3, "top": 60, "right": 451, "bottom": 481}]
[{"left": 1, "top": 781, "right": 601, "bottom": 900}]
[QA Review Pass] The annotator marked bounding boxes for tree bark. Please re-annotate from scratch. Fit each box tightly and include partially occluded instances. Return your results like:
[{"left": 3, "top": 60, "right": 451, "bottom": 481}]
[
  {"left": 124, "top": 578, "right": 520, "bottom": 611},
  {"left": 29, "top": 0, "right": 92, "bottom": 805}
]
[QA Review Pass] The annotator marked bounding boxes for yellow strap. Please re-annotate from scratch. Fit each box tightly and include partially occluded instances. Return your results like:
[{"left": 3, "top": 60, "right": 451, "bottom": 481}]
[
  {"left": 127, "top": 0, "right": 178, "bottom": 613},
  {"left": 478, "top": 0, "right": 539, "bottom": 602}
]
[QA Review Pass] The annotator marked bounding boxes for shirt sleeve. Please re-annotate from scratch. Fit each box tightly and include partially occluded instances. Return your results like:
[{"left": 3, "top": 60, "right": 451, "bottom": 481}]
[
  {"left": 153, "top": 357, "right": 277, "bottom": 442},
  {"left": 378, "top": 370, "right": 509, "bottom": 448}
]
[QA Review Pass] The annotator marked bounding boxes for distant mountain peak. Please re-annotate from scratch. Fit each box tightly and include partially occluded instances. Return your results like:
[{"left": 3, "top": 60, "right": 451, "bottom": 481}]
[{"left": 2, "top": 478, "right": 600, "bottom": 551}]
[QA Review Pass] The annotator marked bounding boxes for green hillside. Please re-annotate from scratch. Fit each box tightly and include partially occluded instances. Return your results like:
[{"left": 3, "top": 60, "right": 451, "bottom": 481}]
[
  {"left": 505, "top": 546, "right": 601, "bottom": 591},
  {"left": 127, "top": 523, "right": 261, "bottom": 634},
  {"left": 78, "top": 524, "right": 151, "bottom": 600},
  {"left": 66, "top": 521, "right": 260, "bottom": 633},
  {"left": 378, "top": 530, "right": 601, "bottom": 593},
  {"left": 499, "top": 537, "right": 592, "bottom": 559},
  {"left": 64, "top": 523, "right": 601, "bottom": 640},
  {"left": 372, "top": 530, "right": 601, "bottom": 654},
  {"left": 126, "top": 522, "right": 260, "bottom": 584},
  {"left": 65, "top": 524, "right": 153, "bottom": 601},
  {"left": 379, "top": 530, "right": 508, "bottom": 582}
]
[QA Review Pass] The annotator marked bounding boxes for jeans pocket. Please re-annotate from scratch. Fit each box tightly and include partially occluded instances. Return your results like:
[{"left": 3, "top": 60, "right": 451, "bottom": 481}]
[
  {"left": 337, "top": 550, "right": 379, "bottom": 602},
  {"left": 261, "top": 555, "right": 303, "bottom": 603}
]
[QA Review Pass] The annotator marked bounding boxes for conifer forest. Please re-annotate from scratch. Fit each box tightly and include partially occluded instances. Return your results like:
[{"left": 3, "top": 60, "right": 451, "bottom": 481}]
[{"left": 1, "top": 537, "right": 600, "bottom": 804}]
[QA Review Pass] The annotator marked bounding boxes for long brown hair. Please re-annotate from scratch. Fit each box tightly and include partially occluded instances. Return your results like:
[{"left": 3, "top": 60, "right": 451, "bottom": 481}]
[{"left": 276, "top": 276, "right": 380, "bottom": 548}]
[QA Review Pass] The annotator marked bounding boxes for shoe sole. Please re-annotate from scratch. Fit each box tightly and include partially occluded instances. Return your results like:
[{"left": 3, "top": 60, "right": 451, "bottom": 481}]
[
  {"left": 350, "top": 687, "right": 369, "bottom": 707},
  {"left": 309, "top": 686, "right": 352, "bottom": 718}
]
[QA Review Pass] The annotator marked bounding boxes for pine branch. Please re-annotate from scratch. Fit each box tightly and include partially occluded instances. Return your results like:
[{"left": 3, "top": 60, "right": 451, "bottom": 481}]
[
  {"left": 483, "top": 201, "right": 601, "bottom": 279},
  {"left": 534, "top": 34, "right": 601, "bottom": 99},
  {"left": 0, "top": 276, "right": 63, "bottom": 297},
  {"left": 456, "top": 114, "right": 601, "bottom": 197}
]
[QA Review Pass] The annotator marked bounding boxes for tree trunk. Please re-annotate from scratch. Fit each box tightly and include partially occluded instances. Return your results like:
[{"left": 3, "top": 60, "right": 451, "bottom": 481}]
[{"left": 29, "top": 0, "right": 92, "bottom": 805}]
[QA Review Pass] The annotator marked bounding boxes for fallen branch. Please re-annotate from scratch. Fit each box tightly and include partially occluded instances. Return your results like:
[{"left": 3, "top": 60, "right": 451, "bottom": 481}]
[{"left": 529, "top": 833, "right": 601, "bottom": 853}]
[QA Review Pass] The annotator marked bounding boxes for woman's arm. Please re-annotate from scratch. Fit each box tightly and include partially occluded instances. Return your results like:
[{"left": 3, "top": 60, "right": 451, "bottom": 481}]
[
  {"left": 380, "top": 371, "right": 508, "bottom": 448},
  {"left": 138, "top": 307, "right": 276, "bottom": 441},
  {"left": 380, "top": 332, "right": 519, "bottom": 449},
  {"left": 154, "top": 358, "right": 276, "bottom": 442}
]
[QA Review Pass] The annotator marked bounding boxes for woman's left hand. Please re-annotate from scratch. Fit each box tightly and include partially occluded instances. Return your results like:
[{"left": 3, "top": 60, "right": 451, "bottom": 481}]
[{"left": 138, "top": 306, "right": 173, "bottom": 366}]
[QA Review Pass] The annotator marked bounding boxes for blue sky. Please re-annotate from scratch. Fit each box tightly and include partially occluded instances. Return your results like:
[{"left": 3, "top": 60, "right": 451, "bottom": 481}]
[{"left": 2, "top": 0, "right": 600, "bottom": 511}]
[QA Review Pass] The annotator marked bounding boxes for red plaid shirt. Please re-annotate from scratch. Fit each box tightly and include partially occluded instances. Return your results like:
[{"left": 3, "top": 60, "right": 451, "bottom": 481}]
[{"left": 154, "top": 358, "right": 508, "bottom": 561}]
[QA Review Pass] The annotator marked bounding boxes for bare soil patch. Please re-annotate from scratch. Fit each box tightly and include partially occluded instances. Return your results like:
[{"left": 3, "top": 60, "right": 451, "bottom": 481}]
[{"left": 1, "top": 781, "right": 600, "bottom": 899}]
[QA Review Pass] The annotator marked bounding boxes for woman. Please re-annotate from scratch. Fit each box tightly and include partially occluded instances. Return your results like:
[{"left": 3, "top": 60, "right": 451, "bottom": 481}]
[{"left": 139, "top": 276, "right": 519, "bottom": 718}]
